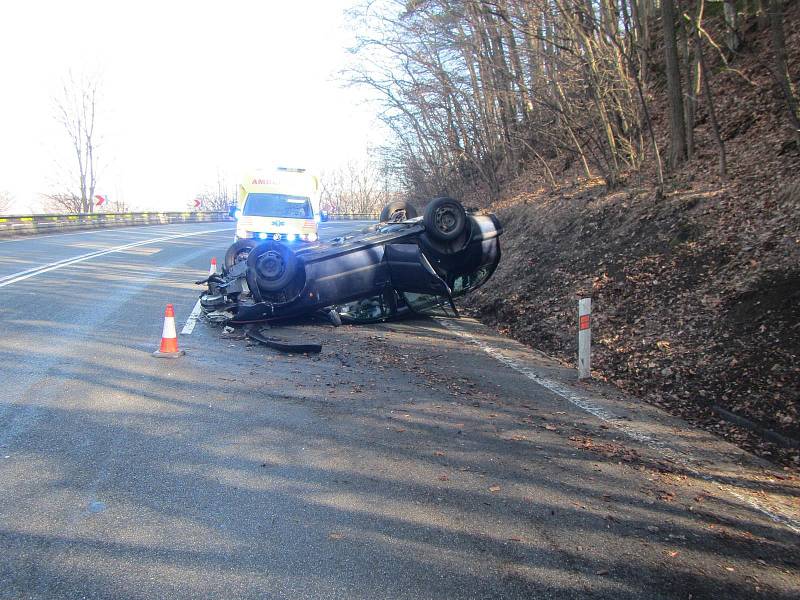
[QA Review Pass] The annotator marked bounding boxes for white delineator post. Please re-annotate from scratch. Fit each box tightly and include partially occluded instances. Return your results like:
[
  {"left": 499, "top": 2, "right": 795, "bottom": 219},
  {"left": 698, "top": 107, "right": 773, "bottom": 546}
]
[{"left": 578, "top": 298, "right": 592, "bottom": 379}]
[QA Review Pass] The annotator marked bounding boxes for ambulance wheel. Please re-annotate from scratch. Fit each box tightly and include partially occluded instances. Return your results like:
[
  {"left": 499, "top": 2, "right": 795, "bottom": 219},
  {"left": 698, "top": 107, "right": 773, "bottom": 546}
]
[{"left": 224, "top": 240, "right": 258, "bottom": 270}]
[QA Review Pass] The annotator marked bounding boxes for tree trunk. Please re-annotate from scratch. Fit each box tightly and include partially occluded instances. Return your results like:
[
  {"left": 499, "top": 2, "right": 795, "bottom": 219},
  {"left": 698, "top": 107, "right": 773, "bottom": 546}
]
[
  {"left": 697, "top": 39, "right": 728, "bottom": 177},
  {"left": 661, "top": 0, "right": 687, "bottom": 168},
  {"left": 723, "top": 0, "right": 741, "bottom": 53},
  {"left": 757, "top": 0, "right": 769, "bottom": 30},
  {"left": 768, "top": 0, "right": 800, "bottom": 149},
  {"left": 630, "top": 0, "right": 648, "bottom": 81},
  {"left": 681, "top": 13, "right": 696, "bottom": 160}
]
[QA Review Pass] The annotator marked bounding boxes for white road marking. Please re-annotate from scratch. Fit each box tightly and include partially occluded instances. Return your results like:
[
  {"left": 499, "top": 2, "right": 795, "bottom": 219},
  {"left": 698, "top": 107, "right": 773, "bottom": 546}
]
[
  {"left": 181, "top": 299, "right": 203, "bottom": 335},
  {"left": 0, "top": 228, "right": 231, "bottom": 289},
  {"left": 437, "top": 318, "right": 800, "bottom": 535}
]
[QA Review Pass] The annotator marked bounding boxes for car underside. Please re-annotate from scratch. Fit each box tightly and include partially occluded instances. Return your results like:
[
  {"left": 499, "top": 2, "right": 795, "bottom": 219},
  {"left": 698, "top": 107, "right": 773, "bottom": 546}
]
[{"left": 197, "top": 197, "right": 502, "bottom": 325}]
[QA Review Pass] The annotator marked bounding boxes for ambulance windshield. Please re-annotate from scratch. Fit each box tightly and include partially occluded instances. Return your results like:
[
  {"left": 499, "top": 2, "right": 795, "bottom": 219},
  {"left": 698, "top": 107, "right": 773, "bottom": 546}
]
[{"left": 242, "top": 193, "right": 312, "bottom": 219}]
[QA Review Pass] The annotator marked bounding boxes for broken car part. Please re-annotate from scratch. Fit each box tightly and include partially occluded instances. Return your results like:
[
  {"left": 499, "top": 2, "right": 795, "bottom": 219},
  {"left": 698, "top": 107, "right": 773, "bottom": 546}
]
[{"left": 246, "top": 328, "right": 322, "bottom": 354}]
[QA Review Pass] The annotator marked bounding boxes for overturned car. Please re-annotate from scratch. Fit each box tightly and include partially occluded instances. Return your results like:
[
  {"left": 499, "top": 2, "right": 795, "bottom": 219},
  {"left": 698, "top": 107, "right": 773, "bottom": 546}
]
[{"left": 198, "top": 197, "right": 502, "bottom": 325}]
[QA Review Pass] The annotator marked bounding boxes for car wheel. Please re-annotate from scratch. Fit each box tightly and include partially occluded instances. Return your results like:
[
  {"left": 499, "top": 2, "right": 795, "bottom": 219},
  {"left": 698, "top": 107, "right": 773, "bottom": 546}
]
[
  {"left": 423, "top": 197, "right": 466, "bottom": 241},
  {"left": 246, "top": 241, "right": 299, "bottom": 292},
  {"left": 225, "top": 240, "right": 258, "bottom": 270},
  {"left": 379, "top": 201, "right": 418, "bottom": 223}
]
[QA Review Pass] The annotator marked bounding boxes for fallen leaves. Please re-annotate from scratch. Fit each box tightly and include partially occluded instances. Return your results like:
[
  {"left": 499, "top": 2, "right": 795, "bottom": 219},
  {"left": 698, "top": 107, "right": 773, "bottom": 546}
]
[
  {"left": 461, "top": 154, "right": 800, "bottom": 470},
  {"left": 568, "top": 436, "right": 642, "bottom": 463},
  {"left": 657, "top": 490, "right": 676, "bottom": 502}
]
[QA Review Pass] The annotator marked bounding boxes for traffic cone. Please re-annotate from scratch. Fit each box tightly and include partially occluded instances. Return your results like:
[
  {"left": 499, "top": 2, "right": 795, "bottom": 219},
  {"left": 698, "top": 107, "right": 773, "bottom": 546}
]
[
  {"left": 153, "top": 303, "right": 185, "bottom": 358},
  {"left": 209, "top": 257, "right": 217, "bottom": 275}
]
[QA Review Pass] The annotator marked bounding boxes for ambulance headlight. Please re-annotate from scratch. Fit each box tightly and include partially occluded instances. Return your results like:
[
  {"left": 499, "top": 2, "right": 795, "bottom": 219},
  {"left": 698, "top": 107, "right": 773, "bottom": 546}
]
[
  {"left": 258, "top": 232, "right": 268, "bottom": 240},
  {"left": 307, "top": 232, "right": 318, "bottom": 242}
]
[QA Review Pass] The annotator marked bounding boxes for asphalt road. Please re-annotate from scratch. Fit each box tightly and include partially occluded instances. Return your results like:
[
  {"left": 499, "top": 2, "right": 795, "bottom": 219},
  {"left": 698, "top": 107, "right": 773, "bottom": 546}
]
[{"left": 0, "top": 222, "right": 798, "bottom": 599}]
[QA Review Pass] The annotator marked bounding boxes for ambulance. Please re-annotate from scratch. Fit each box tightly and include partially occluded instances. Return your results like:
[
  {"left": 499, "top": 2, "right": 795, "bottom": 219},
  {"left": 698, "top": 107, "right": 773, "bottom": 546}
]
[{"left": 232, "top": 167, "right": 321, "bottom": 243}]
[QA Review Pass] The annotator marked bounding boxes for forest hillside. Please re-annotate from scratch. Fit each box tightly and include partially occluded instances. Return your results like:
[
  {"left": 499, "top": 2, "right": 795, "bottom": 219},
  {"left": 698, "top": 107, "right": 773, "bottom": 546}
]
[{"left": 350, "top": 0, "right": 800, "bottom": 466}]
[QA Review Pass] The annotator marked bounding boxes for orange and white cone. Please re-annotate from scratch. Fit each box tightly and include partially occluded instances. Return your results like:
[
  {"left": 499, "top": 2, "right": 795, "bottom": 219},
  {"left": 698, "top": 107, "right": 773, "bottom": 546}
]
[
  {"left": 209, "top": 257, "right": 217, "bottom": 275},
  {"left": 153, "top": 303, "right": 185, "bottom": 358}
]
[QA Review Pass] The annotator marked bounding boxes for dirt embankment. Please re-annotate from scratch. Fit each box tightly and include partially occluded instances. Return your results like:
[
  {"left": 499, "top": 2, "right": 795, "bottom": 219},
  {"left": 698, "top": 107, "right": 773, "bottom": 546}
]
[{"left": 460, "top": 11, "right": 800, "bottom": 467}]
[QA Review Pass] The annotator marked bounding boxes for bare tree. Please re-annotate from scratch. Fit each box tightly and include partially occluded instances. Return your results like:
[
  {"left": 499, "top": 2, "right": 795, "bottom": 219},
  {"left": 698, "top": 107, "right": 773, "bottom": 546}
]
[
  {"left": 99, "top": 196, "right": 132, "bottom": 213},
  {"left": 722, "top": 0, "right": 741, "bottom": 53},
  {"left": 661, "top": 0, "right": 687, "bottom": 168},
  {"left": 345, "top": 0, "right": 778, "bottom": 200},
  {"left": 320, "top": 160, "right": 395, "bottom": 214},
  {"left": 768, "top": 0, "right": 800, "bottom": 149},
  {"left": 54, "top": 72, "right": 100, "bottom": 213},
  {"left": 347, "top": 0, "right": 652, "bottom": 198},
  {"left": 42, "top": 192, "right": 84, "bottom": 214},
  {"left": 190, "top": 172, "right": 234, "bottom": 211},
  {"left": 0, "top": 190, "right": 12, "bottom": 214}
]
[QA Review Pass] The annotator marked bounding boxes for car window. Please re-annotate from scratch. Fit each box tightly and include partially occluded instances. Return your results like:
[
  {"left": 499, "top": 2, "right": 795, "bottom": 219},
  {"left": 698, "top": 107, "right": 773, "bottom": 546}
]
[
  {"left": 377, "top": 223, "right": 414, "bottom": 233},
  {"left": 401, "top": 292, "right": 457, "bottom": 317},
  {"left": 335, "top": 295, "right": 394, "bottom": 323},
  {"left": 243, "top": 193, "right": 312, "bottom": 218},
  {"left": 451, "top": 265, "right": 492, "bottom": 296}
]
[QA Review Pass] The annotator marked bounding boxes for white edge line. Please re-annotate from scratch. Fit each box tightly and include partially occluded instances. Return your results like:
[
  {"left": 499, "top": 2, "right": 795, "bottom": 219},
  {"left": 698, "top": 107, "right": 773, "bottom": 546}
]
[
  {"left": 181, "top": 299, "right": 203, "bottom": 335},
  {"left": 436, "top": 318, "right": 800, "bottom": 535}
]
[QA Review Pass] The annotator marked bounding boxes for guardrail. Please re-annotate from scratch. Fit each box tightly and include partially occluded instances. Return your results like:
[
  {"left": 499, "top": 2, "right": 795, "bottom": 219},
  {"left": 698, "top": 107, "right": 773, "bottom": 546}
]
[
  {"left": 0, "top": 211, "right": 231, "bottom": 238},
  {"left": 0, "top": 211, "right": 378, "bottom": 238}
]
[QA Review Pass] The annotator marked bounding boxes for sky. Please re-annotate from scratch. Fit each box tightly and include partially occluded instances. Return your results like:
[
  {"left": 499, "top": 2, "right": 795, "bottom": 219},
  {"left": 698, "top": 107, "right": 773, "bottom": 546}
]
[{"left": 0, "top": 0, "right": 383, "bottom": 213}]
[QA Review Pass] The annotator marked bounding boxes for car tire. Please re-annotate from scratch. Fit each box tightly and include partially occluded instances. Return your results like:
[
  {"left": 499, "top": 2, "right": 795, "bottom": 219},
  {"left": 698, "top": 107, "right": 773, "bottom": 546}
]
[
  {"left": 379, "top": 201, "right": 418, "bottom": 223},
  {"left": 224, "top": 240, "right": 259, "bottom": 270},
  {"left": 423, "top": 197, "right": 467, "bottom": 241},
  {"left": 246, "top": 241, "right": 299, "bottom": 292}
]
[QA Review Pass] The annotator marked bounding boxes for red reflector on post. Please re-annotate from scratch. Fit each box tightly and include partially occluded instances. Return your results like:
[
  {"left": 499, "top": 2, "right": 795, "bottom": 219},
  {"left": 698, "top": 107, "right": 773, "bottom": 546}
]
[{"left": 579, "top": 314, "right": 591, "bottom": 330}]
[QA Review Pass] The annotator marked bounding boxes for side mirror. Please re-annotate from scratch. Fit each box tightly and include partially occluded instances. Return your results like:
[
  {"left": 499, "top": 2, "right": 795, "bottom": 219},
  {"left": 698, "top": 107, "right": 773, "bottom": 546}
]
[
  {"left": 320, "top": 210, "right": 329, "bottom": 222},
  {"left": 228, "top": 206, "right": 238, "bottom": 218}
]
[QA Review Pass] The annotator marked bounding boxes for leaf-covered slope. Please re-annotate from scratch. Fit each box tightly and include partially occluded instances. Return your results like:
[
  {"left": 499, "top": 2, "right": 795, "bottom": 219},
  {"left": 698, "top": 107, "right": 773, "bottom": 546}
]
[{"left": 461, "top": 10, "right": 800, "bottom": 467}]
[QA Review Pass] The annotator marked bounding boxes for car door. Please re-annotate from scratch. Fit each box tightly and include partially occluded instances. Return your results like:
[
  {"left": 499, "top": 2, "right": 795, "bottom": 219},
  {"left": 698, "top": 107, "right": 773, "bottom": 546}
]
[{"left": 384, "top": 243, "right": 451, "bottom": 296}]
